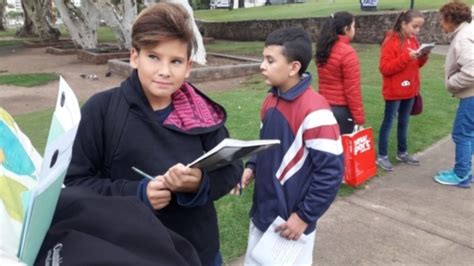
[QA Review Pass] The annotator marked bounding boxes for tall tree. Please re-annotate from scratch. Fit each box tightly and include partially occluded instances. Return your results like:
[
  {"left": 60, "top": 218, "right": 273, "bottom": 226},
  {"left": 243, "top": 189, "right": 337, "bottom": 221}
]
[
  {"left": 410, "top": 0, "right": 415, "bottom": 9},
  {"left": 17, "top": 0, "right": 60, "bottom": 41},
  {"left": 238, "top": 0, "right": 244, "bottom": 8},
  {"left": 0, "top": 0, "right": 5, "bottom": 31},
  {"left": 167, "top": 0, "right": 207, "bottom": 65},
  {"left": 55, "top": 0, "right": 101, "bottom": 49},
  {"left": 15, "top": 1, "right": 35, "bottom": 37},
  {"left": 92, "top": 0, "right": 137, "bottom": 50}
]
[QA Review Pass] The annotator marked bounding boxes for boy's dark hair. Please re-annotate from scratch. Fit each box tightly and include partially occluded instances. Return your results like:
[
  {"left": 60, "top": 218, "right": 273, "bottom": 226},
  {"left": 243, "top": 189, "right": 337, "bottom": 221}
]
[
  {"left": 316, "top": 11, "right": 354, "bottom": 66},
  {"left": 265, "top": 28, "right": 312, "bottom": 76},
  {"left": 132, "top": 2, "right": 197, "bottom": 58},
  {"left": 439, "top": 0, "right": 472, "bottom": 26}
]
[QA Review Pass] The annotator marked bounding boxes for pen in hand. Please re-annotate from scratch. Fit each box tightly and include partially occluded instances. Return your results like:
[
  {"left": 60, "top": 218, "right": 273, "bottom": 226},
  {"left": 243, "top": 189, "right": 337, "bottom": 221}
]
[
  {"left": 132, "top": 166, "right": 155, "bottom": 180},
  {"left": 239, "top": 179, "right": 243, "bottom": 196}
]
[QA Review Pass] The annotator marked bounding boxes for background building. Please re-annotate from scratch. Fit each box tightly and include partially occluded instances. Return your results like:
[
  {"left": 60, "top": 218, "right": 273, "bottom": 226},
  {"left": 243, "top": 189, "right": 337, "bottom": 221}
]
[{"left": 7, "top": 0, "right": 22, "bottom": 12}]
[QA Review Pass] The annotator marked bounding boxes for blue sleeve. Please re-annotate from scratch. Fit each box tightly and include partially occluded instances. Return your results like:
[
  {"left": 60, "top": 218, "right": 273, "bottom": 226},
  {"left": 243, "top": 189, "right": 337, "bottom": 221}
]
[
  {"left": 295, "top": 112, "right": 344, "bottom": 225},
  {"left": 136, "top": 178, "right": 153, "bottom": 209},
  {"left": 296, "top": 149, "right": 344, "bottom": 225},
  {"left": 245, "top": 154, "right": 257, "bottom": 171},
  {"left": 175, "top": 173, "right": 210, "bottom": 207}
]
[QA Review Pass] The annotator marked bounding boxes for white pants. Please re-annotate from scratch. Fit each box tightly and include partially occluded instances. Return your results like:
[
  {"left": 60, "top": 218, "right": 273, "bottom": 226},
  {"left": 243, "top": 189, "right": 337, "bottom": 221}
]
[{"left": 243, "top": 221, "right": 316, "bottom": 266}]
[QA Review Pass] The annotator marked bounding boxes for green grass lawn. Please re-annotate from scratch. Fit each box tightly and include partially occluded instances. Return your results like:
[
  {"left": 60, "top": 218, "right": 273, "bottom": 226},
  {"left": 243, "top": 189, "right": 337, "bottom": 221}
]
[
  {"left": 12, "top": 41, "right": 454, "bottom": 263},
  {"left": 195, "top": 0, "right": 470, "bottom": 22},
  {"left": 0, "top": 28, "right": 16, "bottom": 38},
  {"left": 208, "top": 40, "right": 263, "bottom": 57},
  {"left": 0, "top": 39, "right": 24, "bottom": 47},
  {"left": 0, "top": 73, "right": 59, "bottom": 87},
  {"left": 0, "top": 26, "right": 118, "bottom": 47},
  {"left": 58, "top": 26, "right": 118, "bottom": 43}
]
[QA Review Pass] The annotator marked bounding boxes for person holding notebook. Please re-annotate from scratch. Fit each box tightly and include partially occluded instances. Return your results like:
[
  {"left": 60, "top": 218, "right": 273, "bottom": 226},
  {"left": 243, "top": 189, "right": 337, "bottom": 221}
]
[{"left": 64, "top": 3, "right": 242, "bottom": 265}]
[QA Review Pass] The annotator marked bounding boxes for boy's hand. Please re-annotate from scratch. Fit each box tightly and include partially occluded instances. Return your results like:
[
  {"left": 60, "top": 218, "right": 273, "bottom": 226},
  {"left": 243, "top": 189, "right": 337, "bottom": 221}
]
[
  {"left": 162, "top": 163, "right": 203, "bottom": 193},
  {"left": 147, "top": 179, "right": 171, "bottom": 210},
  {"left": 230, "top": 168, "right": 254, "bottom": 195},
  {"left": 275, "top": 213, "right": 308, "bottom": 241},
  {"left": 242, "top": 168, "right": 254, "bottom": 188}
]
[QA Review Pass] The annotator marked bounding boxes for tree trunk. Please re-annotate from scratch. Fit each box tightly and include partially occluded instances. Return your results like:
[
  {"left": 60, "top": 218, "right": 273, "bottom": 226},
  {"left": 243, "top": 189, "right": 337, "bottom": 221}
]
[
  {"left": 94, "top": 0, "right": 137, "bottom": 50},
  {"left": 238, "top": 0, "right": 244, "bottom": 8},
  {"left": 167, "top": 0, "right": 207, "bottom": 65},
  {"left": 55, "top": 0, "right": 100, "bottom": 49},
  {"left": 19, "top": 0, "right": 60, "bottom": 41},
  {"left": 0, "top": 1, "right": 5, "bottom": 31},
  {"left": 15, "top": 1, "right": 37, "bottom": 37}
]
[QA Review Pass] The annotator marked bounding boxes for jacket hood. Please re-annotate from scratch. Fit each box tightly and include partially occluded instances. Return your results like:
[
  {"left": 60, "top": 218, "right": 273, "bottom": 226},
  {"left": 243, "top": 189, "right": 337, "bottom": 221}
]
[
  {"left": 269, "top": 72, "right": 312, "bottom": 101},
  {"left": 120, "top": 70, "right": 226, "bottom": 135}
]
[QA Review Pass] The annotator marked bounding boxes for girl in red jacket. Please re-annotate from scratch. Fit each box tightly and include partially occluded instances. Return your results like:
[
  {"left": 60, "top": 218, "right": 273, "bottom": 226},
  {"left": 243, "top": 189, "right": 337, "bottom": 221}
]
[
  {"left": 377, "top": 9, "right": 429, "bottom": 171},
  {"left": 316, "top": 11, "right": 365, "bottom": 134}
]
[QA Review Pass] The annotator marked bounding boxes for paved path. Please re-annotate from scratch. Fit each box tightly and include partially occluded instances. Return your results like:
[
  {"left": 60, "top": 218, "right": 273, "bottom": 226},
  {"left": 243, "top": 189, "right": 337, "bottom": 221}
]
[
  {"left": 230, "top": 137, "right": 473, "bottom": 265},
  {"left": 313, "top": 137, "right": 473, "bottom": 265},
  {"left": 229, "top": 44, "right": 474, "bottom": 265},
  {"left": 432, "top": 44, "right": 449, "bottom": 56}
]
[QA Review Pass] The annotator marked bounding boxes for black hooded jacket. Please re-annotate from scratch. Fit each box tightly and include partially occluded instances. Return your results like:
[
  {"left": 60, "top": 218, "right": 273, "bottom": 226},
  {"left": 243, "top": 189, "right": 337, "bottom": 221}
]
[{"left": 65, "top": 70, "right": 243, "bottom": 265}]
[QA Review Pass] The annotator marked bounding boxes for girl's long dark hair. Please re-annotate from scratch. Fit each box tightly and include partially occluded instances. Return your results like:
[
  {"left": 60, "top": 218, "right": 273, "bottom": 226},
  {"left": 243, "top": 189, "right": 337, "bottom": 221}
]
[
  {"left": 315, "top": 11, "right": 354, "bottom": 66},
  {"left": 387, "top": 9, "right": 424, "bottom": 44}
]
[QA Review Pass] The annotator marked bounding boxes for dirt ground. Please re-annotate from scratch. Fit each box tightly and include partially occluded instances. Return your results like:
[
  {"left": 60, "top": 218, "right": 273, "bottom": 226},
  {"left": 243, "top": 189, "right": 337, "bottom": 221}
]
[{"left": 0, "top": 45, "right": 251, "bottom": 116}]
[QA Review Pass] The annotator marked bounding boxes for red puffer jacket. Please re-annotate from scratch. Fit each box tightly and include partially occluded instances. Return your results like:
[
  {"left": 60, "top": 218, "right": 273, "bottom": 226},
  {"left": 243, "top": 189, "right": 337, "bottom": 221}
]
[
  {"left": 379, "top": 32, "right": 428, "bottom": 100},
  {"left": 317, "top": 35, "right": 365, "bottom": 125}
]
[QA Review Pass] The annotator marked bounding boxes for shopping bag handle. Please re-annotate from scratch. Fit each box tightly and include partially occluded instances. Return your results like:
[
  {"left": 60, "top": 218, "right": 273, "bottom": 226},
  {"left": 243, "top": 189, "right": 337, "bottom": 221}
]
[{"left": 353, "top": 124, "right": 364, "bottom": 133}]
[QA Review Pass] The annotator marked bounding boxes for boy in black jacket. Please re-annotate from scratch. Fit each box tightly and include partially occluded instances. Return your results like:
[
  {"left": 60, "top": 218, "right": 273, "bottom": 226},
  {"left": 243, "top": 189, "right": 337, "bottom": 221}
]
[{"left": 65, "top": 3, "right": 243, "bottom": 265}]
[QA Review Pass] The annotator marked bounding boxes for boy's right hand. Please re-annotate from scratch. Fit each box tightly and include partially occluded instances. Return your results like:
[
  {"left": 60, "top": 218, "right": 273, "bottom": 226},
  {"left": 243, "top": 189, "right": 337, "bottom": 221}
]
[
  {"left": 241, "top": 168, "right": 255, "bottom": 187},
  {"left": 230, "top": 168, "right": 254, "bottom": 195},
  {"left": 147, "top": 178, "right": 171, "bottom": 210}
]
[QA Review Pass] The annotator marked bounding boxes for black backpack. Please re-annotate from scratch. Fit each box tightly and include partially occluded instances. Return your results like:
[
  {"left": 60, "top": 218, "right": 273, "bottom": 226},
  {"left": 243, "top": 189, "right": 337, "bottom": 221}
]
[
  {"left": 35, "top": 187, "right": 201, "bottom": 266},
  {"left": 103, "top": 87, "right": 129, "bottom": 177}
]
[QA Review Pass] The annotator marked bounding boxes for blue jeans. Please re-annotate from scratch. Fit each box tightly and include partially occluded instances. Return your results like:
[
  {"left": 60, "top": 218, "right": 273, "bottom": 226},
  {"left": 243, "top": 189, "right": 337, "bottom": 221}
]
[
  {"left": 452, "top": 96, "right": 474, "bottom": 177},
  {"left": 378, "top": 98, "right": 415, "bottom": 156}
]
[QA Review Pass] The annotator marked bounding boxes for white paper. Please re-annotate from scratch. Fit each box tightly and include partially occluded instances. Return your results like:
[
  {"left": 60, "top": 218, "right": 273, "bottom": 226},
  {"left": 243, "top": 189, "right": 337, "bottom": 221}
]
[
  {"left": 415, "top": 42, "right": 435, "bottom": 54},
  {"left": 38, "top": 76, "right": 81, "bottom": 185},
  {"left": 17, "top": 76, "right": 81, "bottom": 265},
  {"left": 250, "top": 216, "right": 308, "bottom": 266},
  {"left": 187, "top": 138, "right": 280, "bottom": 171}
]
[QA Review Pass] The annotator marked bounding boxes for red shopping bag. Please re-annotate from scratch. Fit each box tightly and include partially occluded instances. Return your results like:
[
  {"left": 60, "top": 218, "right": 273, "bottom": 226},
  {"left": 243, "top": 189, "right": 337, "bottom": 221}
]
[{"left": 341, "top": 127, "right": 377, "bottom": 187}]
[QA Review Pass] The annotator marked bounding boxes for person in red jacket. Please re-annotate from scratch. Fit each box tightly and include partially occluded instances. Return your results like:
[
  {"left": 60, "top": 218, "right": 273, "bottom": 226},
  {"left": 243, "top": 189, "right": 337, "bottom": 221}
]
[
  {"left": 316, "top": 11, "right": 365, "bottom": 134},
  {"left": 377, "top": 9, "right": 430, "bottom": 171}
]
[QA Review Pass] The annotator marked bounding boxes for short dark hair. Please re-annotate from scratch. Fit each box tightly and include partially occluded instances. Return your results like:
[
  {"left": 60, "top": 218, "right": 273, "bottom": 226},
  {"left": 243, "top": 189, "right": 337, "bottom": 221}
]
[
  {"left": 265, "top": 28, "right": 312, "bottom": 76},
  {"left": 131, "top": 2, "right": 197, "bottom": 58},
  {"left": 439, "top": 0, "right": 472, "bottom": 26}
]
